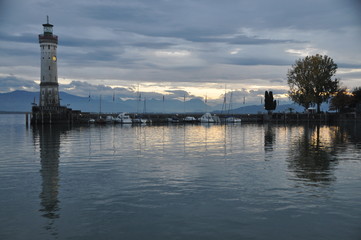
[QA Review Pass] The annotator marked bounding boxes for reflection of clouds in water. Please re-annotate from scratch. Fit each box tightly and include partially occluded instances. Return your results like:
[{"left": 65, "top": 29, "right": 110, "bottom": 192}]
[
  {"left": 128, "top": 124, "right": 230, "bottom": 156},
  {"left": 113, "top": 124, "right": 241, "bottom": 189},
  {"left": 15, "top": 121, "right": 360, "bottom": 239}
]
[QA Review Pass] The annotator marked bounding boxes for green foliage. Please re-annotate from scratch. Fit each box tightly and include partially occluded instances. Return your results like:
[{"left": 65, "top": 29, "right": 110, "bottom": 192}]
[
  {"left": 287, "top": 54, "right": 339, "bottom": 113},
  {"left": 264, "top": 91, "right": 277, "bottom": 113}
]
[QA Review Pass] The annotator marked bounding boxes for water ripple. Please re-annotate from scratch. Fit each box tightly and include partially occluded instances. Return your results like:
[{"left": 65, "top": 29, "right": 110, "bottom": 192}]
[{"left": 1, "top": 116, "right": 361, "bottom": 239}]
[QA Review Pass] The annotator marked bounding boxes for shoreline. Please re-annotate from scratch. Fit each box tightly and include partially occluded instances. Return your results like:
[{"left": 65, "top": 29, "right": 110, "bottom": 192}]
[{"left": 24, "top": 110, "right": 361, "bottom": 126}]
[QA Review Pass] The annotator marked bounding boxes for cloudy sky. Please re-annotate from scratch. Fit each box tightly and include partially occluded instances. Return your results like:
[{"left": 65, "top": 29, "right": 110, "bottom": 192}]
[{"left": 0, "top": 0, "right": 360, "bottom": 106}]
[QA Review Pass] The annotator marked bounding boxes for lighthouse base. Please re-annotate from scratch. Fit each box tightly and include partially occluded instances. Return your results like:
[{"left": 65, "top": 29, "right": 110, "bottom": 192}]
[{"left": 31, "top": 106, "right": 82, "bottom": 125}]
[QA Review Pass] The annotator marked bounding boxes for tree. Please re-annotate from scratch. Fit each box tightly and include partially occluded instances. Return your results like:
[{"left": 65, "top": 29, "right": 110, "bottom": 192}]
[
  {"left": 329, "top": 88, "right": 353, "bottom": 112},
  {"left": 352, "top": 87, "right": 361, "bottom": 103},
  {"left": 264, "top": 91, "right": 277, "bottom": 114},
  {"left": 287, "top": 54, "right": 339, "bottom": 113},
  {"left": 351, "top": 87, "right": 361, "bottom": 112}
]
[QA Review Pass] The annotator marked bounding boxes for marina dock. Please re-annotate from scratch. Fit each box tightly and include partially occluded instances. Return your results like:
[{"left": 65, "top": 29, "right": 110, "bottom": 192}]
[{"left": 27, "top": 109, "right": 361, "bottom": 126}]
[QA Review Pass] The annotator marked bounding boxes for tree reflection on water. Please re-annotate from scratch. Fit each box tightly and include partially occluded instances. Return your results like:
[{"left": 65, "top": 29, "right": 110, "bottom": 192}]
[
  {"left": 264, "top": 123, "right": 276, "bottom": 162},
  {"left": 264, "top": 123, "right": 276, "bottom": 153},
  {"left": 287, "top": 124, "right": 339, "bottom": 186}
]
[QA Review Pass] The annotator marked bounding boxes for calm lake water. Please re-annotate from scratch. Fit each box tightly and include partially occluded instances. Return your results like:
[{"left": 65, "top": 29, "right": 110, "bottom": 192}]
[{"left": 0, "top": 114, "right": 360, "bottom": 240}]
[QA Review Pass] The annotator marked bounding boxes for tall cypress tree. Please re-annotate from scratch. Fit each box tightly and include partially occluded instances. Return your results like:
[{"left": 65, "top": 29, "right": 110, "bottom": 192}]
[{"left": 265, "top": 91, "right": 277, "bottom": 114}]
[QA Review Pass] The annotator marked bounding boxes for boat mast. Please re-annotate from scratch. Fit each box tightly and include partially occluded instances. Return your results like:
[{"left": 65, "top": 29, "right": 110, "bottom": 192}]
[
  {"left": 183, "top": 94, "right": 186, "bottom": 113},
  {"left": 205, "top": 94, "right": 208, "bottom": 113},
  {"left": 221, "top": 85, "right": 227, "bottom": 114},
  {"left": 228, "top": 91, "right": 233, "bottom": 115},
  {"left": 136, "top": 83, "right": 140, "bottom": 114},
  {"left": 143, "top": 97, "right": 147, "bottom": 114},
  {"left": 99, "top": 94, "right": 102, "bottom": 114}
]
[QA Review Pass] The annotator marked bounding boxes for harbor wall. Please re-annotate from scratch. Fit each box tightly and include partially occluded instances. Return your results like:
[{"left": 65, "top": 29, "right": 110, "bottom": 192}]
[{"left": 27, "top": 109, "right": 361, "bottom": 126}]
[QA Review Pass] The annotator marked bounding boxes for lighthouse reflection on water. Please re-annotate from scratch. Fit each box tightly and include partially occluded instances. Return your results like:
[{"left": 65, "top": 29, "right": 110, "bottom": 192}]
[{"left": 33, "top": 125, "right": 69, "bottom": 237}]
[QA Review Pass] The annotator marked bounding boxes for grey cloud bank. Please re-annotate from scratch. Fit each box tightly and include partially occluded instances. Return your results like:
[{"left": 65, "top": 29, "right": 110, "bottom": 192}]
[{"left": 0, "top": 0, "right": 360, "bottom": 106}]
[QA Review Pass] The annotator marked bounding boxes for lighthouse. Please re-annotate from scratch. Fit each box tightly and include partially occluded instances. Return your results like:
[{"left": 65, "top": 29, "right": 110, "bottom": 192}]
[
  {"left": 38, "top": 16, "right": 59, "bottom": 107},
  {"left": 31, "top": 17, "right": 81, "bottom": 125}
]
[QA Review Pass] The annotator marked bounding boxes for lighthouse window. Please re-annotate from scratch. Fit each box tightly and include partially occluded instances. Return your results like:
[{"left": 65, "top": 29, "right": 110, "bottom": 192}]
[
  {"left": 49, "top": 66, "right": 51, "bottom": 70},
  {"left": 48, "top": 45, "right": 50, "bottom": 49}
]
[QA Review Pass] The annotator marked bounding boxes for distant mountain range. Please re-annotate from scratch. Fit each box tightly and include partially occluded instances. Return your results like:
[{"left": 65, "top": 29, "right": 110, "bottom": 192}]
[
  {"left": 215, "top": 104, "right": 305, "bottom": 114},
  {"left": 0, "top": 90, "right": 310, "bottom": 114}
]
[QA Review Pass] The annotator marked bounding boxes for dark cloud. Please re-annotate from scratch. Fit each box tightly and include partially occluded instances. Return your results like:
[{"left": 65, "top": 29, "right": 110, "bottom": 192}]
[
  {"left": 131, "top": 41, "right": 175, "bottom": 49},
  {"left": 164, "top": 90, "right": 195, "bottom": 98},
  {"left": 226, "top": 57, "right": 291, "bottom": 66},
  {"left": 0, "top": 75, "right": 38, "bottom": 93},
  {"left": 84, "top": 4, "right": 162, "bottom": 24},
  {"left": 270, "top": 79, "right": 285, "bottom": 84},
  {"left": 59, "top": 81, "right": 192, "bottom": 101},
  {"left": 0, "top": 46, "right": 37, "bottom": 58},
  {"left": 227, "top": 35, "right": 305, "bottom": 45},
  {"left": 179, "top": 33, "right": 305, "bottom": 45},
  {"left": 239, "top": 0, "right": 361, "bottom": 30},
  {"left": 0, "top": 32, "right": 36, "bottom": 44},
  {"left": 60, "top": 37, "right": 117, "bottom": 48},
  {"left": 60, "top": 81, "right": 131, "bottom": 98},
  {"left": 79, "top": 0, "right": 360, "bottom": 41},
  {"left": 338, "top": 63, "right": 361, "bottom": 69},
  {"left": 65, "top": 49, "right": 120, "bottom": 63},
  {"left": 0, "top": 32, "right": 38, "bottom": 60}
]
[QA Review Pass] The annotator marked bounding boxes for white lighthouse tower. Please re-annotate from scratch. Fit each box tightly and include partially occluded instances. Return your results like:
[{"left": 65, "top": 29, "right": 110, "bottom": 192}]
[{"left": 39, "top": 16, "right": 59, "bottom": 107}]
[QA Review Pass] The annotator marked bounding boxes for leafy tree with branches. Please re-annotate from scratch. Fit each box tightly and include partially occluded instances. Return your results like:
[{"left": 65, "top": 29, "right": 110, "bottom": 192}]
[
  {"left": 287, "top": 54, "right": 339, "bottom": 113},
  {"left": 264, "top": 91, "right": 277, "bottom": 114}
]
